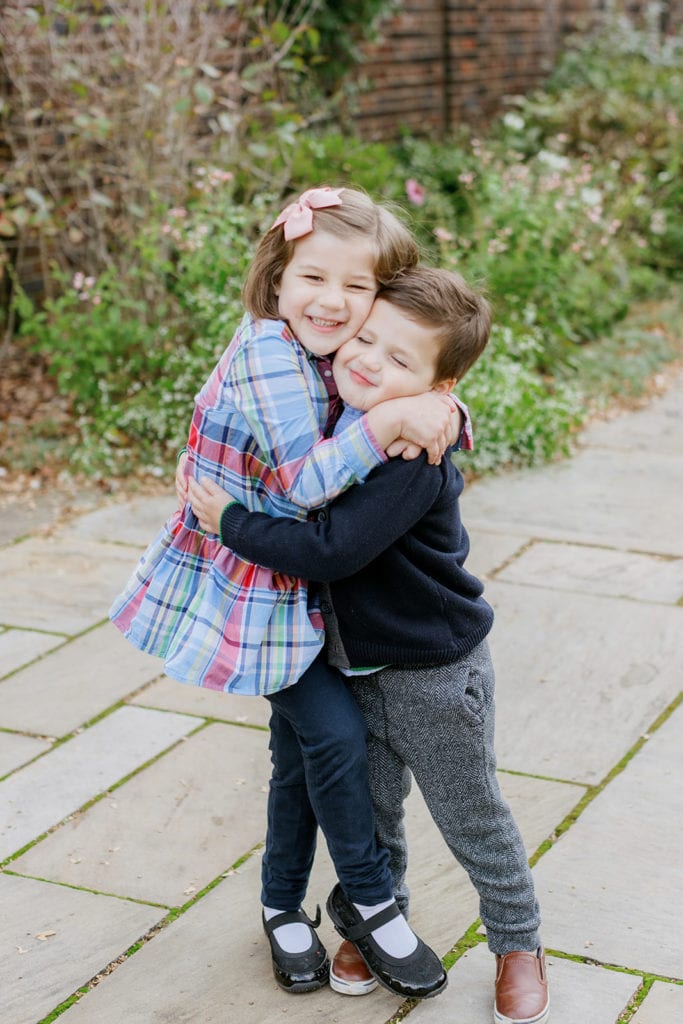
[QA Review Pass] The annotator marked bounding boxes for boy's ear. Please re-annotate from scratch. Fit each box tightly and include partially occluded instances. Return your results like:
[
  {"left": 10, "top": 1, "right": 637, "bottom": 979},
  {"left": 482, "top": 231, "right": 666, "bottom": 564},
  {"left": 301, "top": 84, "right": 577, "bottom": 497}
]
[{"left": 432, "top": 378, "right": 457, "bottom": 394}]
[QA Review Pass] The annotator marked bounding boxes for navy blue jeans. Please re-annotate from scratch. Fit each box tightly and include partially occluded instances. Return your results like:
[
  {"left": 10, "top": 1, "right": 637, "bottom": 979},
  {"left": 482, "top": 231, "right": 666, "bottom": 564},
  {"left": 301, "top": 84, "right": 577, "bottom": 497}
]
[{"left": 261, "top": 653, "right": 393, "bottom": 911}]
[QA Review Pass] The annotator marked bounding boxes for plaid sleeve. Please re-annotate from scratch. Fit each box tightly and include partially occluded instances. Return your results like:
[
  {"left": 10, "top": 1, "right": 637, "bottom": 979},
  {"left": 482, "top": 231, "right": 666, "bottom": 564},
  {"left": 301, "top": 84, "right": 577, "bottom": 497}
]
[
  {"left": 451, "top": 394, "right": 474, "bottom": 451},
  {"left": 228, "top": 326, "right": 384, "bottom": 510}
]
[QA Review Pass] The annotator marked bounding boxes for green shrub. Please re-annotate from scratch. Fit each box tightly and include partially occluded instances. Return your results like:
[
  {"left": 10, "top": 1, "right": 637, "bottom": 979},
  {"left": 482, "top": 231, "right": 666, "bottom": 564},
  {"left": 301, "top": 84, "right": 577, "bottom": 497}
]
[
  {"left": 496, "top": 10, "right": 683, "bottom": 278},
  {"left": 459, "top": 323, "right": 582, "bottom": 475},
  {"left": 17, "top": 179, "right": 261, "bottom": 474},
  {"left": 11, "top": 7, "right": 683, "bottom": 479},
  {"left": 280, "top": 0, "right": 400, "bottom": 92}
]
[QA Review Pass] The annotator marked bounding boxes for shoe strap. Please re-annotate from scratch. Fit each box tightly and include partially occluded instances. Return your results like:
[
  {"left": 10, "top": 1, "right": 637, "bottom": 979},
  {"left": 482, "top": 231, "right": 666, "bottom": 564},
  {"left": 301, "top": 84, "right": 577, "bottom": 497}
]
[
  {"left": 263, "top": 905, "right": 321, "bottom": 938},
  {"left": 343, "top": 901, "right": 401, "bottom": 942}
]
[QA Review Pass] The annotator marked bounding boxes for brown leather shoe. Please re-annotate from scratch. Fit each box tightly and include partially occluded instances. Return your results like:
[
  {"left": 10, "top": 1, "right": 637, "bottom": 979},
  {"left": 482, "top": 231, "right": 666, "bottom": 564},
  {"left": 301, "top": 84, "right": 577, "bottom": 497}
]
[
  {"left": 329, "top": 939, "right": 378, "bottom": 996},
  {"left": 494, "top": 947, "right": 549, "bottom": 1024}
]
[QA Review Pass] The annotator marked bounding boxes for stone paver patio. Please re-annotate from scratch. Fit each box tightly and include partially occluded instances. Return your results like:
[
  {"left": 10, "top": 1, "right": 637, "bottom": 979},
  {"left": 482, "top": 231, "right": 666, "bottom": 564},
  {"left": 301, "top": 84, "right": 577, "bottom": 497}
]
[{"left": 1, "top": 374, "right": 681, "bottom": 1023}]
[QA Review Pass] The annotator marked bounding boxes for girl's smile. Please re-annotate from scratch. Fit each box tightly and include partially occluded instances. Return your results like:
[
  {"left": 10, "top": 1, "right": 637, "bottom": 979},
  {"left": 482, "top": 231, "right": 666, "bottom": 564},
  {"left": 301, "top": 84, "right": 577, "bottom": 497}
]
[
  {"left": 309, "top": 315, "right": 344, "bottom": 329},
  {"left": 276, "top": 229, "right": 377, "bottom": 356}
]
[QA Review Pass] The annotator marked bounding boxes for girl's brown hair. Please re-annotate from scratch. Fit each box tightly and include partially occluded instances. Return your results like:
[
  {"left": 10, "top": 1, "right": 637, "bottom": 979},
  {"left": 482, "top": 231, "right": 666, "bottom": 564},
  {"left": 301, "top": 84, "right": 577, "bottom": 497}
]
[{"left": 242, "top": 187, "right": 419, "bottom": 319}]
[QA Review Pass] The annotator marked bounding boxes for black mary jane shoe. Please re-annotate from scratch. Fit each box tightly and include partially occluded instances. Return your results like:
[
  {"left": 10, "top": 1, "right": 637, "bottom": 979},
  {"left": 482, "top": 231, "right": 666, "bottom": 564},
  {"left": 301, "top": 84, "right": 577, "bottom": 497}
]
[
  {"left": 262, "top": 906, "right": 330, "bottom": 993},
  {"left": 326, "top": 883, "right": 447, "bottom": 1000}
]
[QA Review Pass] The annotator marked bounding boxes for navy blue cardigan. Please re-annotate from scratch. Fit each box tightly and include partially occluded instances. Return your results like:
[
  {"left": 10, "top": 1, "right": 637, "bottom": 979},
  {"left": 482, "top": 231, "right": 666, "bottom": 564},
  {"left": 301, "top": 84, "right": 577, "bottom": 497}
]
[{"left": 220, "top": 449, "right": 494, "bottom": 668}]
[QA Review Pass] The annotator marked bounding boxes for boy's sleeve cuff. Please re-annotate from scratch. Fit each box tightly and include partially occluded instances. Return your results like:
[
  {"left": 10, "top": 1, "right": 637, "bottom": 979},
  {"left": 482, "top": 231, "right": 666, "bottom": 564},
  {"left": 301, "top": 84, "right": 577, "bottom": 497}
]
[{"left": 219, "top": 500, "right": 247, "bottom": 546}]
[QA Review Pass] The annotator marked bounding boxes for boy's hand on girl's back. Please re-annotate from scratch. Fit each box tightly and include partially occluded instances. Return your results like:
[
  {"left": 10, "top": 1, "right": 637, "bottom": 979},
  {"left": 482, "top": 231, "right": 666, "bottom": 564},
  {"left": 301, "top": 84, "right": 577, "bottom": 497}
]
[
  {"left": 188, "top": 477, "right": 230, "bottom": 536},
  {"left": 175, "top": 452, "right": 189, "bottom": 510}
]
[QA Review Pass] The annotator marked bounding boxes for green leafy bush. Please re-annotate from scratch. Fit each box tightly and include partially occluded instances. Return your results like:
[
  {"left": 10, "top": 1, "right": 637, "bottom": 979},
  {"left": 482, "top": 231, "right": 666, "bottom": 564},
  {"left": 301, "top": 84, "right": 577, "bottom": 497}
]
[
  {"left": 0, "top": 0, "right": 334, "bottom": 308},
  {"left": 18, "top": 176, "right": 261, "bottom": 473},
  {"left": 10, "top": 7, "right": 683, "bottom": 480},
  {"left": 272, "top": 0, "right": 399, "bottom": 92},
  {"left": 496, "top": 9, "right": 683, "bottom": 278},
  {"left": 460, "top": 323, "right": 581, "bottom": 475}
]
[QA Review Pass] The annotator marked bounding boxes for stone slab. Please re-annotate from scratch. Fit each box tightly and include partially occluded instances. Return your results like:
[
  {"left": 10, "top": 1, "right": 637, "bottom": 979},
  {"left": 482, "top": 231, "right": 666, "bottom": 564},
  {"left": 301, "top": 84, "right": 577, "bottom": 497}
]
[
  {"left": 407, "top": 943, "right": 640, "bottom": 1024},
  {"left": 0, "top": 486, "right": 102, "bottom": 547},
  {"left": 0, "top": 705, "right": 198, "bottom": 860},
  {"left": 0, "top": 536, "right": 151, "bottom": 633},
  {"left": 13, "top": 722, "right": 272, "bottom": 906},
  {"left": 129, "top": 676, "right": 273, "bottom": 728},
  {"left": 465, "top": 448, "right": 682, "bottom": 557},
  {"left": 66, "top": 495, "right": 176, "bottom": 548},
  {"left": 0, "top": 623, "right": 163, "bottom": 737},
  {"left": 0, "top": 872, "right": 165, "bottom": 1024},
  {"left": 0, "top": 628, "right": 66, "bottom": 679},
  {"left": 56, "top": 850, "right": 639, "bottom": 1024},
  {"left": 531, "top": 704, "right": 683, "bottom": 977},
  {"left": 58, "top": 846, "right": 410, "bottom": 1024},
  {"left": 43, "top": 767, "right": 581, "bottom": 1024},
  {"left": 463, "top": 527, "right": 530, "bottom": 581},
  {"left": 0, "top": 732, "right": 52, "bottom": 777},
  {"left": 486, "top": 581, "right": 682, "bottom": 784},
  {"left": 497, "top": 541, "right": 683, "bottom": 605},
  {"left": 631, "top": 981, "right": 683, "bottom": 1024},
  {"left": 581, "top": 375, "right": 683, "bottom": 456}
]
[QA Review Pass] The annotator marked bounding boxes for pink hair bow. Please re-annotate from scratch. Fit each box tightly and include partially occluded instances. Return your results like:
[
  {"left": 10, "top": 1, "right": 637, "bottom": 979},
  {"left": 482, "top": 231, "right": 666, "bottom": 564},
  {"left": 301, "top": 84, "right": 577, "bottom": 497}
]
[{"left": 270, "top": 187, "right": 344, "bottom": 240}]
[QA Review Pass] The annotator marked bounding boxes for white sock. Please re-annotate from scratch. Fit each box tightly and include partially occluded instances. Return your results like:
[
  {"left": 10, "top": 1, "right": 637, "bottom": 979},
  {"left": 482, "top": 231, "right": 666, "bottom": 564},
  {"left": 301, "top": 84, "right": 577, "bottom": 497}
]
[
  {"left": 353, "top": 898, "right": 418, "bottom": 958},
  {"left": 263, "top": 905, "right": 313, "bottom": 954}
]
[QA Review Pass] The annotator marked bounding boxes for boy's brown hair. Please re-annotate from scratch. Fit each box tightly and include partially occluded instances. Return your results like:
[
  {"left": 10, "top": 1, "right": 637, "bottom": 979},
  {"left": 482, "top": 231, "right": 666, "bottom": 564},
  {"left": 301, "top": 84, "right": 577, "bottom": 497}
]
[
  {"left": 378, "top": 266, "right": 491, "bottom": 382},
  {"left": 243, "top": 187, "right": 420, "bottom": 320}
]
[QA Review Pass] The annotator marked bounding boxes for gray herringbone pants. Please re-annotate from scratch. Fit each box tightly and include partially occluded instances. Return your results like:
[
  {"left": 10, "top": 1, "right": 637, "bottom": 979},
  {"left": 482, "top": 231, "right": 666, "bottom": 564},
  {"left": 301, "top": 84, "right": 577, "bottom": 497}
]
[{"left": 347, "top": 640, "right": 542, "bottom": 955}]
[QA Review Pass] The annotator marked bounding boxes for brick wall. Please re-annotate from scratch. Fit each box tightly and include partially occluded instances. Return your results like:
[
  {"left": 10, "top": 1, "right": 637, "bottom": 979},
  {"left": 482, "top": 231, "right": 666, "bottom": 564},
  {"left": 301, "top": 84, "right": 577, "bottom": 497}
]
[
  {"left": 351, "top": 0, "right": 683, "bottom": 138},
  {"left": 3, "top": 0, "right": 681, "bottom": 301}
]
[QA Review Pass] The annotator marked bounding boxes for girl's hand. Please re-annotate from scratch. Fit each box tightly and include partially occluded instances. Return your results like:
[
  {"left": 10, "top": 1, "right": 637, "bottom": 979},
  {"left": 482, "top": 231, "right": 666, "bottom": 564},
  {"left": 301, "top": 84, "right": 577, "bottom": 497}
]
[
  {"left": 188, "top": 477, "right": 235, "bottom": 536},
  {"left": 175, "top": 452, "right": 189, "bottom": 510},
  {"left": 367, "top": 392, "right": 459, "bottom": 465},
  {"left": 385, "top": 402, "right": 464, "bottom": 461},
  {"left": 385, "top": 440, "right": 423, "bottom": 460}
]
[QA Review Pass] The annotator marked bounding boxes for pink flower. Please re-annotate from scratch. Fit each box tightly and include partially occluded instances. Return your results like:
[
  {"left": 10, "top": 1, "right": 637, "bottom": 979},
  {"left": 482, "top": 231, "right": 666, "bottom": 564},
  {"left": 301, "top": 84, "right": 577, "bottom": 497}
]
[
  {"left": 208, "top": 168, "right": 234, "bottom": 185},
  {"left": 405, "top": 179, "right": 426, "bottom": 206},
  {"left": 433, "top": 227, "right": 454, "bottom": 242}
]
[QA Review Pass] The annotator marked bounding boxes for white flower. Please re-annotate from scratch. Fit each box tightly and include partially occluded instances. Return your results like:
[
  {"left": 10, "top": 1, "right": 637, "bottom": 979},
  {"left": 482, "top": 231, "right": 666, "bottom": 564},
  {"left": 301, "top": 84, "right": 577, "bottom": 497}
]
[
  {"left": 537, "top": 150, "right": 570, "bottom": 171},
  {"left": 580, "top": 187, "right": 603, "bottom": 207},
  {"left": 503, "top": 112, "right": 525, "bottom": 131},
  {"left": 650, "top": 211, "right": 666, "bottom": 235}
]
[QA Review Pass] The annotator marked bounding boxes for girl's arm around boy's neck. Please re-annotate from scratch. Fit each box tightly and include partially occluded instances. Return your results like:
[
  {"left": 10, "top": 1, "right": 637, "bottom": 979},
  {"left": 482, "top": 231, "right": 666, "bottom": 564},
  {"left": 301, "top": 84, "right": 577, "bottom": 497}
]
[{"left": 364, "top": 392, "right": 461, "bottom": 466}]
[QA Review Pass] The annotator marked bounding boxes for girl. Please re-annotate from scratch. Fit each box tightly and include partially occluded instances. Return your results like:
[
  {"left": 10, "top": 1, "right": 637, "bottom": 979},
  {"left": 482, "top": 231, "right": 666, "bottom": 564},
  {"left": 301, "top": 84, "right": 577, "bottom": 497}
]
[
  {"left": 111, "top": 187, "right": 457, "bottom": 693},
  {"left": 110, "top": 186, "right": 461, "bottom": 999}
]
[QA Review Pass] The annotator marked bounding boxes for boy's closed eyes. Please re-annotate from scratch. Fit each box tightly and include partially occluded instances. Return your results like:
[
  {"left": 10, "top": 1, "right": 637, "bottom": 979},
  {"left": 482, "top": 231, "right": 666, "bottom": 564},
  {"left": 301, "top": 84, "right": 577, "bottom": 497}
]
[{"left": 332, "top": 298, "right": 456, "bottom": 414}]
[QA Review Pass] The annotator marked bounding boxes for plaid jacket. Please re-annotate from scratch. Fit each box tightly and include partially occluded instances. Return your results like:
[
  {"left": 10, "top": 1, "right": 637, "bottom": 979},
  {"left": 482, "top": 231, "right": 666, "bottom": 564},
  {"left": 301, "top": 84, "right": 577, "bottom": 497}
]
[{"left": 109, "top": 313, "right": 386, "bottom": 695}]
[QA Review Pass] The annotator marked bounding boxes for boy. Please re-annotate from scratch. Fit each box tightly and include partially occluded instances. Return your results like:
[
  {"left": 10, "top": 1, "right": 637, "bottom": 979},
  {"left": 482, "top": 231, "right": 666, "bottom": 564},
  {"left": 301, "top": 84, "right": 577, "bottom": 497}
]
[{"left": 190, "top": 267, "right": 549, "bottom": 1024}]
